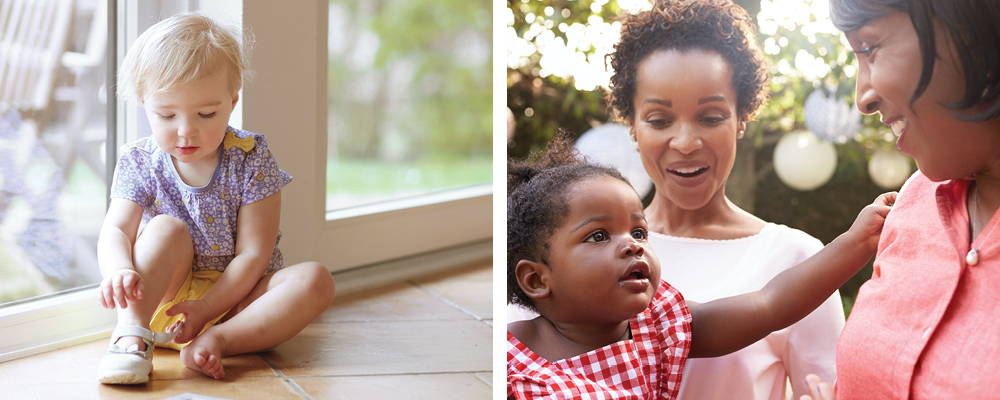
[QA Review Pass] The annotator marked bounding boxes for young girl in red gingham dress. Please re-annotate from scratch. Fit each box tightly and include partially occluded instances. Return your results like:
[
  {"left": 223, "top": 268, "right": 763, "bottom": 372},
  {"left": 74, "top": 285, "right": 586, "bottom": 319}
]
[{"left": 506, "top": 135, "right": 895, "bottom": 399}]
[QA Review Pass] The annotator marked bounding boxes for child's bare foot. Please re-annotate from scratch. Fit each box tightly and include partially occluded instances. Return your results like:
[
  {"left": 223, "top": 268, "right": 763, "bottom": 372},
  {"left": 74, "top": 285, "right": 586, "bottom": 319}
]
[{"left": 179, "top": 329, "right": 227, "bottom": 379}]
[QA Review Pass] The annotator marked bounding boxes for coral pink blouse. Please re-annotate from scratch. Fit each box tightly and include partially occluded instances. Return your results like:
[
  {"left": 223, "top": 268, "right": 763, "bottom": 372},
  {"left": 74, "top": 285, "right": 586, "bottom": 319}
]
[{"left": 836, "top": 171, "right": 1000, "bottom": 399}]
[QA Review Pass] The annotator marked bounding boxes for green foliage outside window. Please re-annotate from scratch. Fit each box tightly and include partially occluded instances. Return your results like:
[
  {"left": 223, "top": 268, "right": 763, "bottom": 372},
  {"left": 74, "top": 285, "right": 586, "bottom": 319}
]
[{"left": 327, "top": 0, "right": 491, "bottom": 208}]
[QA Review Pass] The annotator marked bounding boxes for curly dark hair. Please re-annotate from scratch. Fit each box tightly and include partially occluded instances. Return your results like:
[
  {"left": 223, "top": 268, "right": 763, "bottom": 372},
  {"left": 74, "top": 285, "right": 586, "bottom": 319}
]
[
  {"left": 608, "top": 0, "right": 771, "bottom": 122},
  {"left": 507, "top": 132, "right": 631, "bottom": 311}
]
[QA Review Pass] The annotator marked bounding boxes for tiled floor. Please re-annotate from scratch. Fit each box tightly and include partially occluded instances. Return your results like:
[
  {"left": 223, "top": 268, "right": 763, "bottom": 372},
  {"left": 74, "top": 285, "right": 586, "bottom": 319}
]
[{"left": 0, "top": 261, "right": 493, "bottom": 399}]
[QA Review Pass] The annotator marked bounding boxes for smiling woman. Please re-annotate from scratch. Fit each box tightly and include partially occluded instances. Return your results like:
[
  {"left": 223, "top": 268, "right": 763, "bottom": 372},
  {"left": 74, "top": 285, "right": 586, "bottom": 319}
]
[
  {"left": 817, "top": 0, "right": 1000, "bottom": 397},
  {"left": 607, "top": 1, "right": 848, "bottom": 399}
]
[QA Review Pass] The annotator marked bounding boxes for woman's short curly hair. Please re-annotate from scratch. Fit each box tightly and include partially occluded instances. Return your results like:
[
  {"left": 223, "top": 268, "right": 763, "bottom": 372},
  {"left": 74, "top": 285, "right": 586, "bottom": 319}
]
[{"left": 608, "top": 0, "right": 770, "bottom": 122}]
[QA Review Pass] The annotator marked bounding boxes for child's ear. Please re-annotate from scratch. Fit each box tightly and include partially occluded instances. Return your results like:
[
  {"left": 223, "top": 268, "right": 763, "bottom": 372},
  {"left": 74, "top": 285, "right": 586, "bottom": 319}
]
[
  {"left": 515, "top": 259, "right": 551, "bottom": 300},
  {"left": 232, "top": 92, "right": 240, "bottom": 107}
]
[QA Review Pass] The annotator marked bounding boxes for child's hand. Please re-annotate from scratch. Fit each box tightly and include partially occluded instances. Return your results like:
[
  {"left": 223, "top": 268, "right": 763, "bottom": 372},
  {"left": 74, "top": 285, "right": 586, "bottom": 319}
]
[
  {"left": 99, "top": 269, "right": 144, "bottom": 309},
  {"left": 800, "top": 374, "right": 834, "bottom": 400},
  {"left": 847, "top": 191, "right": 897, "bottom": 253},
  {"left": 165, "top": 300, "right": 216, "bottom": 344}
]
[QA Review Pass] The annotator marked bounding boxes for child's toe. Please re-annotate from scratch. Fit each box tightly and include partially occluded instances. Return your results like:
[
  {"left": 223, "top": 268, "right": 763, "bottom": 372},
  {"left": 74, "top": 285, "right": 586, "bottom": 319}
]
[
  {"left": 208, "top": 356, "right": 224, "bottom": 379},
  {"left": 193, "top": 352, "right": 207, "bottom": 367}
]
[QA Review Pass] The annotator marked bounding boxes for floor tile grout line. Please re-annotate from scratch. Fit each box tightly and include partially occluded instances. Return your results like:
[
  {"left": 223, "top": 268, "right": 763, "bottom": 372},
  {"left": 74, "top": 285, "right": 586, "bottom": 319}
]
[
  {"left": 315, "top": 317, "right": 480, "bottom": 324},
  {"left": 284, "top": 370, "right": 494, "bottom": 379},
  {"left": 473, "top": 372, "right": 493, "bottom": 388},
  {"left": 259, "top": 354, "right": 313, "bottom": 400},
  {"left": 407, "top": 280, "right": 485, "bottom": 321}
]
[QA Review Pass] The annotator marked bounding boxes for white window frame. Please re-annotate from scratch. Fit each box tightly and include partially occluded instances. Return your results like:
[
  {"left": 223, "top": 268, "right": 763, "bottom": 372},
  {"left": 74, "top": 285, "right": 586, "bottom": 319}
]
[{"left": 0, "top": 0, "right": 493, "bottom": 363}]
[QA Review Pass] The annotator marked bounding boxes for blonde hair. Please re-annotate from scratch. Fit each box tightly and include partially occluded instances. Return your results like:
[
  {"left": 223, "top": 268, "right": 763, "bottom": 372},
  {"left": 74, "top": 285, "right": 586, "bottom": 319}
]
[{"left": 117, "top": 12, "right": 254, "bottom": 103}]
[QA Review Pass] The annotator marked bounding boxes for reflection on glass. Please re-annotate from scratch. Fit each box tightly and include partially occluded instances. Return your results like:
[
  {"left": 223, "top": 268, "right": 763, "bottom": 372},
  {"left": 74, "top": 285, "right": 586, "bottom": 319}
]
[
  {"left": 0, "top": 0, "right": 108, "bottom": 305},
  {"left": 326, "top": 0, "right": 492, "bottom": 211}
]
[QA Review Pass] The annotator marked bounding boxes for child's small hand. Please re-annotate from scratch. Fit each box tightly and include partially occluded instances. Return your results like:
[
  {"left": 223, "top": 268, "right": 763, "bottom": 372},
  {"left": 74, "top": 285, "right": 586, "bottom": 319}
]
[
  {"left": 847, "top": 191, "right": 897, "bottom": 253},
  {"left": 165, "top": 300, "right": 215, "bottom": 344},
  {"left": 800, "top": 374, "right": 834, "bottom": 400},
  {"left": 99, "top": 269, "right": 144, "bottom": 309}
]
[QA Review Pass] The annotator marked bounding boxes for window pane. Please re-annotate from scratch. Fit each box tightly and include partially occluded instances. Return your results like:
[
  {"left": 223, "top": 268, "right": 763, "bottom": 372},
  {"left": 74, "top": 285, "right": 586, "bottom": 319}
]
[
  {"left": 0, "top": 0, "right": 108, "bottom": 306},
  {"left": 326, "top": 0, "right": 492, "bottom": 211}
]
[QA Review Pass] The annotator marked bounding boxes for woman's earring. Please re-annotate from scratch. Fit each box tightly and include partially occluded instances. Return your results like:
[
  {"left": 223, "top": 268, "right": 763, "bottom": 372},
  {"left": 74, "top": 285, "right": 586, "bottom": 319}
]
[{"left": 737, "top": 130, "right": 745, "bottom": 139}]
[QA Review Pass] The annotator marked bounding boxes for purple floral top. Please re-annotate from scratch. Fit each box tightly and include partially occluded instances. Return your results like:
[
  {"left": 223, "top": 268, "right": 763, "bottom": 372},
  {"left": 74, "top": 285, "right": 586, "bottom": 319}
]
[{"left": 110, "top": 127, "right": 292, "bottom": 274}]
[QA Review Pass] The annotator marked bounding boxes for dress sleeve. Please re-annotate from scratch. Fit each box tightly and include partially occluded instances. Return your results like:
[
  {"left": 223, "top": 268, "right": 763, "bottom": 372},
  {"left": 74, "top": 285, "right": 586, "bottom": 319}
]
[
  {"left": 507, "top": 333, "right": 549, "bottom": 400},
  {"left": 110, "top": 144, "right": 153, "bottom": 207},
  {"left": 649, "top": 282, "right": 692, "bottom": 399},
  {"left": 239, "top": 134, "right": 292, "bottom": 205},
  {"left": 782, "top": 235, "right": 844, "bottom": 400}
]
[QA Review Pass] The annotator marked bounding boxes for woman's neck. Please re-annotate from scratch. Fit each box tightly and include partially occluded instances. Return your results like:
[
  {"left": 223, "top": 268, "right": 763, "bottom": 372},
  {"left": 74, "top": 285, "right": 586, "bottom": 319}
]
[
  {"left": 970, "top": 171, "right": 1000, "bottom": 240},
  {"left": 644, "top": 191, "right": 764, "bottom": 240},
  {"left": 509, "top": 316, "right": 631, "bottom": 362}
]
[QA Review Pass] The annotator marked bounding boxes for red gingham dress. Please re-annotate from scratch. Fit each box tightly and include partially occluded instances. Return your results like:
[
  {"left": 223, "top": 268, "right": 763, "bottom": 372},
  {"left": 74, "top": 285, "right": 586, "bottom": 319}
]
[{"left": 507, "top": 281, "right": 692, "bottom": 399}]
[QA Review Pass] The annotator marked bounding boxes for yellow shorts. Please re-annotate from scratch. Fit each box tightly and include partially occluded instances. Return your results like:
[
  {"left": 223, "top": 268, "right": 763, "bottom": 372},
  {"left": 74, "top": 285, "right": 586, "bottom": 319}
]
[{"left": 149, "top": 270, "right": 229, "bottom": 350}]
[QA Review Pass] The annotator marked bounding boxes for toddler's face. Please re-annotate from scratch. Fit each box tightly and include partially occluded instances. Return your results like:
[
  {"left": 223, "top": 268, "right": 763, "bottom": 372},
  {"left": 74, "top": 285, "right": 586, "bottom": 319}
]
[
  {"left": 142, "top": 71, "right": 238, "bottom": 166},
  {"left": 541, "top": 176, "right": 661, "bottom": 324}
]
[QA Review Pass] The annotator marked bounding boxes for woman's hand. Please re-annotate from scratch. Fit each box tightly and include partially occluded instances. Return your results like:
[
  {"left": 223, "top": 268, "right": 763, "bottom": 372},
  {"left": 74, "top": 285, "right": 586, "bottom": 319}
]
[
  {"left": 847, "top": 191, "right": 897, "bottom": 253},
  {"left": 165, "top": 300, "right": 216, "bottom": 344},
  {"left": 800, "top": 374, "right": 834, "bottom": 400},
  {"left": 99, "top": 269, "right": 144, "bottom": 309}
]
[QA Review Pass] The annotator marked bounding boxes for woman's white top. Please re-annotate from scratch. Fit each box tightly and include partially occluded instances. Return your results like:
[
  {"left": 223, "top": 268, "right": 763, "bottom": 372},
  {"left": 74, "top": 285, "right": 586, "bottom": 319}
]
[{"left": 651, "top": 223, "right": 843, "bottom": 400}]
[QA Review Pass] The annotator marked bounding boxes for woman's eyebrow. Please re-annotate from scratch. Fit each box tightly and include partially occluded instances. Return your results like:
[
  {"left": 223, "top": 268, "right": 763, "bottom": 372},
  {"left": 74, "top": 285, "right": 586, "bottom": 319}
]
[
  {"left": 642, "top": 98, "right": 672, "bottom": 107},
  {"left": 698, "top": 95, "right": 726, "bottom": 105}
]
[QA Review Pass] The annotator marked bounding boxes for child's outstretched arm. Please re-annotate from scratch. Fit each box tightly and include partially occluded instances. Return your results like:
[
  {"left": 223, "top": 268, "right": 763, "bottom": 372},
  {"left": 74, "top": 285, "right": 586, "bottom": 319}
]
[
  {"left": 688, "top": 192, "right": 896, "bottom": 358},
  {"left": 166, "top": 191, "right": 282, "bottom": 344},
  {"left": 97, "top": 199, "right": 146, "bottom": 309}
]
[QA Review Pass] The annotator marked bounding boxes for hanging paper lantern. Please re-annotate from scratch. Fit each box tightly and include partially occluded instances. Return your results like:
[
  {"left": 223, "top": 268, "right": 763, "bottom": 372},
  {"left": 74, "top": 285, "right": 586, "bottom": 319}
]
[
  {"left": 773, "top": 130, "right": 837, "bottom": 191},
  {"left": 868, "top": 148, "right": 912, "bottom": 189},
  {"left": 803, "top": 88, "right": 862, "bottom": 143},
  {"left": 574, "top": 124, "right": 653, "bottom": 198}
]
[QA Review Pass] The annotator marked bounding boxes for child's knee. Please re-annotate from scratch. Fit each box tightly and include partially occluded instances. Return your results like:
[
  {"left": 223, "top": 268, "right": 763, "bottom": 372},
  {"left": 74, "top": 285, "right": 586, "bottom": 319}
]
[
  {"left": 299, "top": 262, "right": 335, "bottom": 301},
  {"left": 144, "top": 215, "right": 192, "bottom": 243}
]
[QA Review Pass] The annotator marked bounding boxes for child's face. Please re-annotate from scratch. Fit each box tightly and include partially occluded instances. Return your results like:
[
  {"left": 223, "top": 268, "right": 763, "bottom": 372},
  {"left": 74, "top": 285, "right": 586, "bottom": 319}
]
[
  {"left": 542, "top": 176, "right": 661, "bottom": 324},
  {"left": 142, "top": 71, "right": 238, "bottom": 166},
  {"left": 631, "top": 49, "right": 743, "bottom": 211}
]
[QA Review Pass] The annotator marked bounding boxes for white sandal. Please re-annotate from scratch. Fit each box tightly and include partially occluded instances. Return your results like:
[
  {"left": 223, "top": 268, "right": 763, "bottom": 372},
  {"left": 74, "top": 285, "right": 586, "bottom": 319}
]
[{"left": 97, "top": 325, "right": 180, "bottom": 384}]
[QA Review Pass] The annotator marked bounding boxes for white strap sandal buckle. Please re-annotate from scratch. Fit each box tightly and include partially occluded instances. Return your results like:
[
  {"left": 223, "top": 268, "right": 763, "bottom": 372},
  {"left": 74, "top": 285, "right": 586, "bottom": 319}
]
[{"left": 97, "top": 324, "right": 182, "bottom": 385}]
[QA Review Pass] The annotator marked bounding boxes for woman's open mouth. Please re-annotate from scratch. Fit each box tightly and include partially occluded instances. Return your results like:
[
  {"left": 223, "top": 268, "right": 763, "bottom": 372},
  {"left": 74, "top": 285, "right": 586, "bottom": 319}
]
[
  {"left": 668, "top": 166, "right": 707, "bottom": 178},
  {"left": 886, "top": 118, "right": 908, "bottom": 152},
  {"left": 665, "top": 162, "right": 710, "bottom": 187}
]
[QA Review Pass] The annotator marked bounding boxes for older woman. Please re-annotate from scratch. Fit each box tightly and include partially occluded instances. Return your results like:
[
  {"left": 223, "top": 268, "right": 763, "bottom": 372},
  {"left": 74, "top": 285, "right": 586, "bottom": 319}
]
[
  {"left": 801, "top": 0, "right": 1000, "bottom": 398},
  {"left": 607, "top": 1, "right": 846, "bottom": 399}
]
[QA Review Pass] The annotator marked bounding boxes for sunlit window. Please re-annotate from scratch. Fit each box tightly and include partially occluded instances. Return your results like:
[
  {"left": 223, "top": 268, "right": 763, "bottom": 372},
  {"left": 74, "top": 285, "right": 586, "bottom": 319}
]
[
  {"left": 0, "top": 0, "right": 108, "bottom": 306},
  {"left": 326, "top": 0, "right": 492, "bottom": 211}
]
